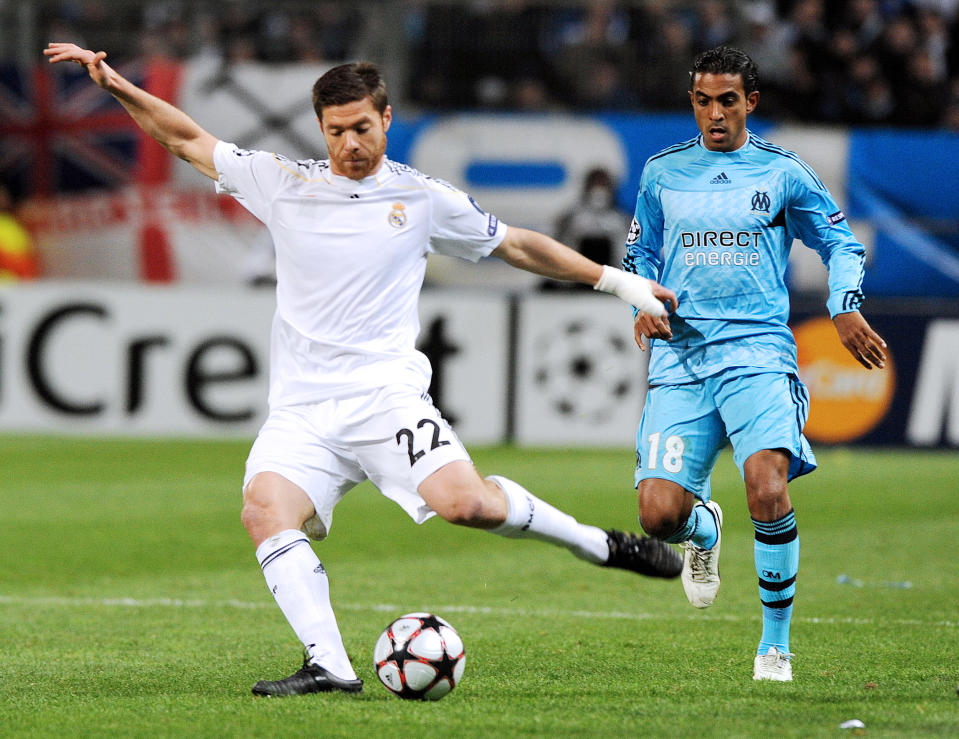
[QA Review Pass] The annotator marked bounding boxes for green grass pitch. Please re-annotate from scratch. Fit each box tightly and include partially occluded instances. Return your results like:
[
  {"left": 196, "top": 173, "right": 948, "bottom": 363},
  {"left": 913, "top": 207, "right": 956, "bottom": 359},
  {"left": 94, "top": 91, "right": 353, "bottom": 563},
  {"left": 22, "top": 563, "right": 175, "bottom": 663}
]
[{"left": 1, "top": 437, "right": 957, "bottom": 736}]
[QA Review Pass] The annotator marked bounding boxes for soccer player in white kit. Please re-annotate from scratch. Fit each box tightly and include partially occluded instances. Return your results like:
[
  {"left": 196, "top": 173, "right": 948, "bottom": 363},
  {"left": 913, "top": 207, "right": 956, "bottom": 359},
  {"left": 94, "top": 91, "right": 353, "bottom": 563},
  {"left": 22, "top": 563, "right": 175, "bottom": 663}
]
[{"left": 46, "top": 42, "right": 683, "bottom": 696}]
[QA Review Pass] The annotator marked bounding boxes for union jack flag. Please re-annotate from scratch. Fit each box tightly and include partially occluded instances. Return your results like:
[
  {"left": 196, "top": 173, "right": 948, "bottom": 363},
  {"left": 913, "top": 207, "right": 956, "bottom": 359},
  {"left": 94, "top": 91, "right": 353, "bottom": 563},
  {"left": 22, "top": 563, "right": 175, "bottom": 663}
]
[{"left": 0, "top": 59, "right": 151, "bottom": 198}]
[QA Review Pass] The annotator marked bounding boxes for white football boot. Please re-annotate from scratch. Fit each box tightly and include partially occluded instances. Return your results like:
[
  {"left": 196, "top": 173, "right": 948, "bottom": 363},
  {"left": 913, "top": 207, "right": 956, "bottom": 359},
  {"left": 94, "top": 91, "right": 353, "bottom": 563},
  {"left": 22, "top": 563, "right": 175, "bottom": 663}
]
[
  {"left": 681, "top": 500, "right": 723, "bottom": 608},
  {"left": 753, "top": 646, "right": 793, "bottom": 681}
]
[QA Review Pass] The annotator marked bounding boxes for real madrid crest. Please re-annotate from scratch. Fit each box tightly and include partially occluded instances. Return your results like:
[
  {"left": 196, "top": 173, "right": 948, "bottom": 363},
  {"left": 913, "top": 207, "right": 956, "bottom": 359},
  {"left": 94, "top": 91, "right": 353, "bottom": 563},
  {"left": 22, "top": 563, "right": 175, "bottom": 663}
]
[{"left": 388, "top": 202, "right": 407, "bottom": 228}]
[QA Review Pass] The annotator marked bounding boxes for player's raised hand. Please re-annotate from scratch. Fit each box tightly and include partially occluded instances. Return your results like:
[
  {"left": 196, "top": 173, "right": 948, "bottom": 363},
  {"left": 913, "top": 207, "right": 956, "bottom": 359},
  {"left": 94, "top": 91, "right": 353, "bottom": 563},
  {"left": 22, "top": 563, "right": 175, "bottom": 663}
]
[
  {"left": 44, "top": 41, "right": 219, "bottom": 180},
  {"left": 833, "top": 311, "right": 887, "bottom": 369},
  {"left": 44, "top": 43, "right": 111, "bottom": 88}
]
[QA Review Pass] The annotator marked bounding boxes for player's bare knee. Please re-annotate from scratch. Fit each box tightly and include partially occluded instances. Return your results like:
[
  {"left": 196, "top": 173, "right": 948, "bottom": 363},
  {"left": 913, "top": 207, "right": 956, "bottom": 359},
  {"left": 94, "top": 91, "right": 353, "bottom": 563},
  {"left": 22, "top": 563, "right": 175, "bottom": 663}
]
[
  {"left": 240, "top": 492, "right": 272, "bottom": 538},
  {"left": 637, "top": 506, "right": 673, "bottom": 539},
  {"left": 240, "top": 473, "right": 313, "bottom": 542},
  {"left": 435, "top": 495, "right": 488, "bottom": 526},
  {"left": 638, "top": 495, "right": 683, "bottom": 538},
  {"left": 639, "top": 511, "right": 683, "bottom": 540},
  {"left": 744, "top": 463, "right": 789, "bottom": 519},
  {"left": 434, "top": 481, "right": 503, "bottom": 527},
  {"left": 746, "top": 484, "right": 790, "bottom": 521},
  {"left": 242, "top": 477, "right": 271, "bottom": 510},
  {"left": 421, "top": 464, "right": 507, "bottom": 528},
  {"left": 638, "top": 483, "right": 688, "bottom": 539}
]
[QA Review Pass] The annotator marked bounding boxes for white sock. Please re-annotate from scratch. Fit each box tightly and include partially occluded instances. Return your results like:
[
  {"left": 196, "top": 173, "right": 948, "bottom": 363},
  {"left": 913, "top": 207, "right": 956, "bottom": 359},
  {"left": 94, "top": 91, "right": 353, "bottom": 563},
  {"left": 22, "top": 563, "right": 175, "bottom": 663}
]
[
  {"left": 255, "top": 529, "right": 357, "bottom": 680},
  {"left": 486, "top": 475, "right": 609, "bottom": 563}
]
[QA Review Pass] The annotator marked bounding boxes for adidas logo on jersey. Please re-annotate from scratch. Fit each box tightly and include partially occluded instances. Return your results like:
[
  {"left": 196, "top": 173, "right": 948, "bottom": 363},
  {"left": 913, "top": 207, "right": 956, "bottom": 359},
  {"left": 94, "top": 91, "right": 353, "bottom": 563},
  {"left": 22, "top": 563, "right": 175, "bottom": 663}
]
[{"left": 710, "top": 172, "right": 731, "bottom": 184}]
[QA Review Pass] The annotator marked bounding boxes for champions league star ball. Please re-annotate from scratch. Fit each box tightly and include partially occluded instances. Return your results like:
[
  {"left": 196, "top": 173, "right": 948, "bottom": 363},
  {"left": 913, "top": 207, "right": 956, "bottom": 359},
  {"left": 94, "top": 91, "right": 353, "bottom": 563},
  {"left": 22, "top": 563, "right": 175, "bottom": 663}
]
[
  {"left": 532, "top": 320, "right": 636, "bottom": 423},
  {"left": 373, "top": 613, "right": 465, "bottom": 700}
]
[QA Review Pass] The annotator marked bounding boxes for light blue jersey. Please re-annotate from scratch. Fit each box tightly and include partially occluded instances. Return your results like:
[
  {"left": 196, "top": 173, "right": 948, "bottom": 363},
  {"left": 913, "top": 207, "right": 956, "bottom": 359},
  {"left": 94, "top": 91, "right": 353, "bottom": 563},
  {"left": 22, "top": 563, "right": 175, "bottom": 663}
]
[{"left": 624, "top": 131, "right": 866, "bottom": 385}]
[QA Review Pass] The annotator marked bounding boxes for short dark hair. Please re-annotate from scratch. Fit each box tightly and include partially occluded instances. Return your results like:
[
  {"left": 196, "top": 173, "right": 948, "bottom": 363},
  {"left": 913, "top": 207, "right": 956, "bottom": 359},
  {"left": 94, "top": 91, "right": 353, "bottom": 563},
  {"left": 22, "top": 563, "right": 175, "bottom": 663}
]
[
  {"left": 689, "top": 46, "right": 759, "bottom": 95},
  {"left": 312, "top": 62, "right": 388, "bottom": 118}
]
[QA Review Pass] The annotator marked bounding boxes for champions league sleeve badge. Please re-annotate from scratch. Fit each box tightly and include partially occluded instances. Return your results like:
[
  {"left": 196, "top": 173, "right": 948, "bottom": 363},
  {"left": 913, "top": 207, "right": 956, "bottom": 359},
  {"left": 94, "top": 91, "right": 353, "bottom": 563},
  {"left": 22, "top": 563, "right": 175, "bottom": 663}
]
[{"left": 626, "top": 217, "right": 642, "bottom": 244}]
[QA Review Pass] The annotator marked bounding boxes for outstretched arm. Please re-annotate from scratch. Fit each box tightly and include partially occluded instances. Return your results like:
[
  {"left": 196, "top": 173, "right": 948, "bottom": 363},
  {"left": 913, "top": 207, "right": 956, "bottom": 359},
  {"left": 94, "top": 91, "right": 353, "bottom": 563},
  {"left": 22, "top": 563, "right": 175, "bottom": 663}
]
[
  {"left": 43, "top": 42, "right": 219, "bottom": 180},
  {"left": 491, "top": 225, "right": 676, "bottom": 321}
]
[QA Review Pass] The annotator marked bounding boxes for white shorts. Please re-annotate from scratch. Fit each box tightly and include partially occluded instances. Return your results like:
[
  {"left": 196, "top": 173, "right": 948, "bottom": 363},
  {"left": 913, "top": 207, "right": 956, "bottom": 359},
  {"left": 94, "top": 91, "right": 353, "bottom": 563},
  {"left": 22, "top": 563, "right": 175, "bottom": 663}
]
[{"left": 244, "top": 386, "right": 470, "bottom": 540}]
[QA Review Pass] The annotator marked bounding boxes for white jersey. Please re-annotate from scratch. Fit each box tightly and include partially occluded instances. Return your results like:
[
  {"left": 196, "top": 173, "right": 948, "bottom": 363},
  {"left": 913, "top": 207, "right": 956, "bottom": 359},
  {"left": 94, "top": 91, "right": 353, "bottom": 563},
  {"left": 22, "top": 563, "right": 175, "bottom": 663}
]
[{"left": 213, "top": 141, "right": 506, "bottom": 407}]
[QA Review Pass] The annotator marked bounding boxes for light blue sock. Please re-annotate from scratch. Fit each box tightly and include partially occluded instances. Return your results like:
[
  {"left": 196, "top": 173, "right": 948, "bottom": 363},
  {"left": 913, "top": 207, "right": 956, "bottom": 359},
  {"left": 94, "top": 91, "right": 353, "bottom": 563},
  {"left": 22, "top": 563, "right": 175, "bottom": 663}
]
[
  {"left": 753, "top": 510, "right": 799, "bottom": 655},
  {"left": 662, "top": 503, "right": 718, "bottom": 549}
]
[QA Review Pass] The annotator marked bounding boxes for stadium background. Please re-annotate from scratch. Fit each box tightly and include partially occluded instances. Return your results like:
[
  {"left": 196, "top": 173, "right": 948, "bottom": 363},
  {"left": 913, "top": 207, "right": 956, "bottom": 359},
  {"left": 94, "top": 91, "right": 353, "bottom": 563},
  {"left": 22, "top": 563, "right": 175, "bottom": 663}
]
[{"left": 1, "top": 0, "right": 958, "bottom": 449}]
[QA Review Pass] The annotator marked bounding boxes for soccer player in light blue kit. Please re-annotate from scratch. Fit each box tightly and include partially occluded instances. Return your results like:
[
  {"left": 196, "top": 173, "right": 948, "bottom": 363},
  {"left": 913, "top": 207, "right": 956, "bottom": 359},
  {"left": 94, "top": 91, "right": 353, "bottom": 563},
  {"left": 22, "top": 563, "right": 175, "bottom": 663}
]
[{"left": 624, "top": 47, "right": 888, "bottom": 681}]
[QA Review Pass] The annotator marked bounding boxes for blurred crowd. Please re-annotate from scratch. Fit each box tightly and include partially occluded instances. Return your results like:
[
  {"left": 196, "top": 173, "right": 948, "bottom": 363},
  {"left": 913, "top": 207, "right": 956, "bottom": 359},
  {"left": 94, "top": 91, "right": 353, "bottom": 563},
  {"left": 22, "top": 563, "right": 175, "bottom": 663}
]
[
  {"left": 14, "top": 0, "right": 959, "bottom": 128},
  {"left": 411, "top": 0, "right": 959, "bottom": 127}
]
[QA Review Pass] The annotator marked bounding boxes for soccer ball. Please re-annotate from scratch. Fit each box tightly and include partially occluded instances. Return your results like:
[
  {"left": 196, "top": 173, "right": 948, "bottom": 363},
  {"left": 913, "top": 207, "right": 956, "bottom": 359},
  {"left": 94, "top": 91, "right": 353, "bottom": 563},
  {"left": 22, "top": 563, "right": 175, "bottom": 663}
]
[{"left": 373, "top": 612, "right": 465, "bottom": 700}]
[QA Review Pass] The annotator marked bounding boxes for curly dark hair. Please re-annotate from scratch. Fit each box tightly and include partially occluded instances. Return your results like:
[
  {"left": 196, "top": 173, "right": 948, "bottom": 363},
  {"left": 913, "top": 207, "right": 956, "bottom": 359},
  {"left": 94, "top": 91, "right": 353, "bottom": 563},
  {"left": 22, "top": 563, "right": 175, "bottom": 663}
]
[
  {"left": 689, "top": 47, "right": 759, "bottom": 94},
  {"left": 312, "top": 62, "right": 388, "bottom": 118}
]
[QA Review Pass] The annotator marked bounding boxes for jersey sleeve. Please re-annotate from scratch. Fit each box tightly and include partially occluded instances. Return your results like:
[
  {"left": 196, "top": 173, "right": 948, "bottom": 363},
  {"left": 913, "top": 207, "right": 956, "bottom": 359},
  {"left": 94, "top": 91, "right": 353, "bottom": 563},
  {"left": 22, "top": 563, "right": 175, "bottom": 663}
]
[
  {"left": 784, "top": 166, "right": 866, "bottom": 317},
  {"left": 426, "top": 183, "right": 505, "bottom": 262},
  {"left": 622, "top": 163, "right": 664, "bottom": 281},
  {"left": 213, "top": 141, "right": 287, "bottom": 224}
]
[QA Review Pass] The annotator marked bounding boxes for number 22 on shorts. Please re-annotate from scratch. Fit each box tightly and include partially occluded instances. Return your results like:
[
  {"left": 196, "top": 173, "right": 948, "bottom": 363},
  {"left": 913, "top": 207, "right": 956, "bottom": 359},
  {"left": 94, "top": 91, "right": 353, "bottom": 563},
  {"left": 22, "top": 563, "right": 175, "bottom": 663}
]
[
  {"left": 646, "top": 432, "right": 685, "bottom": 473},
  {"left": 395, "top": 418, "right": 451, "bottom": 466}
]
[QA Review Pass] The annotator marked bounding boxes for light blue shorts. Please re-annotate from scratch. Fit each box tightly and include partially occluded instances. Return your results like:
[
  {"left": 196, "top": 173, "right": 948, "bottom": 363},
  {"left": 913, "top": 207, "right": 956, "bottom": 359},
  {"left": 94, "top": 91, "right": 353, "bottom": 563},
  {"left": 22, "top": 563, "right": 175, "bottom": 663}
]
[{"left": 634, "top": 371, "right": 817, "bottom": 502}]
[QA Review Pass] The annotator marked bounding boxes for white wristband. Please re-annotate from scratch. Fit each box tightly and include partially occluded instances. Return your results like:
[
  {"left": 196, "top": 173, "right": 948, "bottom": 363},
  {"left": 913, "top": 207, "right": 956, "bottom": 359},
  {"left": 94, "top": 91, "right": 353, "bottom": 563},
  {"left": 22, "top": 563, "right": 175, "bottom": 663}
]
[{"left": 593, "top": 265, "right": 666, "bottom": 315}]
